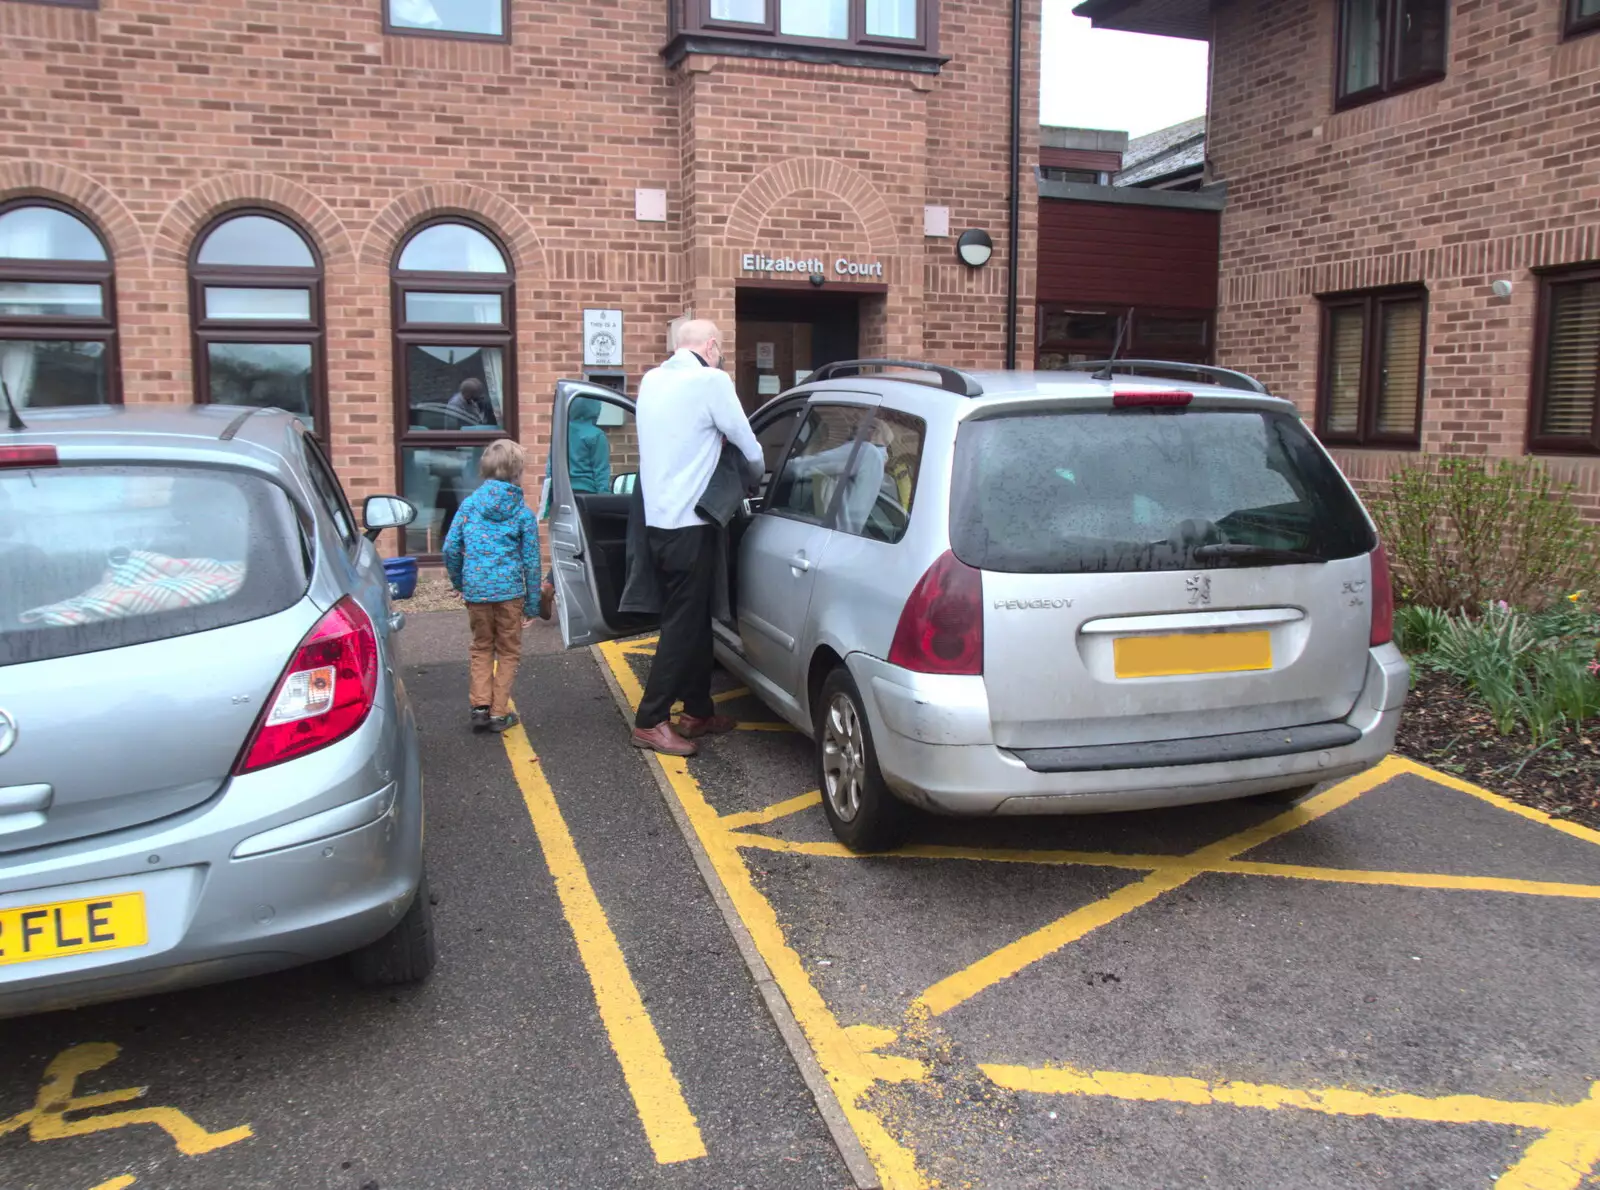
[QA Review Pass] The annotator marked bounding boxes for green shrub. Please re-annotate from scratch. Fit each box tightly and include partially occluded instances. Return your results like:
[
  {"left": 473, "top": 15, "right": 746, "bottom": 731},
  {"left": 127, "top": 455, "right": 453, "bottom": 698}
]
[{"left": 1368, "top": 457, "right": 1600, "bottom": 613}]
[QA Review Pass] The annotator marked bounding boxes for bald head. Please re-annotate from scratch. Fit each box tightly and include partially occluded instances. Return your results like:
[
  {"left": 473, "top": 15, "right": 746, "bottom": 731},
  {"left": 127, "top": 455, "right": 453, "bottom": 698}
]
[{"left": 674, "top": 319, "right": 724, "bottom": 369}]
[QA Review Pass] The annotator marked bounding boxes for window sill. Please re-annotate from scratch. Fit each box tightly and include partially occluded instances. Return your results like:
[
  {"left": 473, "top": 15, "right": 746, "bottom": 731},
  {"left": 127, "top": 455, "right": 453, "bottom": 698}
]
[
  {"left": 663, "top": 31, "right": 947, "bottom": 75},
  {"left": 1332, "top": 72, "right": 1444, "bottom": 115},
  {"left": 1564, "top": 16, "right": 1600, "bottom": 40},
  {"left": 382, "top": 22, "right": 509, "bottom": 44}
]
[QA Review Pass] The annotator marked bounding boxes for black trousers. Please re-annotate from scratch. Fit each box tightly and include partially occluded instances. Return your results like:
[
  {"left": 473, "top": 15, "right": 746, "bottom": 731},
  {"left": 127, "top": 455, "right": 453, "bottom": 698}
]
[{"left": 636, "top": 524, "right": 718, "bottom": 729}]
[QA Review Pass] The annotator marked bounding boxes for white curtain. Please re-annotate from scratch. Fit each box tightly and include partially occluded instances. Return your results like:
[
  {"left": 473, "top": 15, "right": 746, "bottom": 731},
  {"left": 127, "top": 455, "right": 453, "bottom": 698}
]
[
  {"left": 482, "top": 347, "right": 505, "bottom": 422},
  {"left": 0, "top": 341, "right": 38, "bottom": 409}
]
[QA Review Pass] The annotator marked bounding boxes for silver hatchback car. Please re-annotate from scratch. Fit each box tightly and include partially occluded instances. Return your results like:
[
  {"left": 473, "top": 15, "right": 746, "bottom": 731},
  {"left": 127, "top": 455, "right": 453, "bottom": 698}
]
[
  {"left": 0, "top": 404, "right": 431, "bottom": 1017},
  {"left": 549, "top": 359, "right": 1409, "bottom": 851}
]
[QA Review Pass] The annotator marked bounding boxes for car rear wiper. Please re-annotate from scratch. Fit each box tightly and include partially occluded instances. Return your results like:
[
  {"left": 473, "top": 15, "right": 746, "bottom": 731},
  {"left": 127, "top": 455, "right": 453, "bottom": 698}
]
[{"left": 1191, "top": 543, "right": 1325, "bottom": 564}]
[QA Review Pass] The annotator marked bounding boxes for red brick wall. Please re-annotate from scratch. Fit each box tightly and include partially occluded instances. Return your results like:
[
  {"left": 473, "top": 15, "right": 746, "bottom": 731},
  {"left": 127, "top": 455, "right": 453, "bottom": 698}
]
[
  {"left": 1208, "top": 0, "right": 1600, "bottom": 493},
  {"left": 1, "top": 0, "right": 1035, "bottom": 526}
]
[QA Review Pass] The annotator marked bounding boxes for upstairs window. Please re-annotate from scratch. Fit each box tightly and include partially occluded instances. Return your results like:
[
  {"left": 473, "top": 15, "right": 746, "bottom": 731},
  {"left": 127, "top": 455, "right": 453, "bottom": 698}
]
[
  {"left": 1529, "top": 266, "right": 1600, "bottom": 453},
  {"left": 1316, "top": 287, "right": 1426, "bottom": 448},
  {"left": 0, "top": 201, "right": 118, "bottom": 410},
  {"left": 678, "top": 0, "right": 934, "bottom": 56},
  {"left": 1569, "top": 0, "right": 1600, "bottom": 38},
  {"left": 385, "top": 0, "right": 507, "bottom": 40},
  {"left": 1337, "top": 0, "right": 1448, "bottom": 108}
]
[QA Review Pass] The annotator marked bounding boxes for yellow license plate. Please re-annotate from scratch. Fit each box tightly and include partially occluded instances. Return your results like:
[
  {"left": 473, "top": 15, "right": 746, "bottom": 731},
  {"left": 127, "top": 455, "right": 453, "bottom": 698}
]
[
  {"left": 1113, "top": 630, "right": 1273, "bottom": 679},
  {"left": 0, "top": 892, "right": 147, "bottom": 967}
]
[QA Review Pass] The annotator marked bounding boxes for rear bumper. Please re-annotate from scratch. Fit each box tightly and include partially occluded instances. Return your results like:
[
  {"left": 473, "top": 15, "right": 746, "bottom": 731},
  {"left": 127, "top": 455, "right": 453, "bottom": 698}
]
[
  {"left": 0, "top": 701, "right": 423, "bottom": 1019},
  {"left": 848, "top": 645, "right": 1410, "bottom": 816}
]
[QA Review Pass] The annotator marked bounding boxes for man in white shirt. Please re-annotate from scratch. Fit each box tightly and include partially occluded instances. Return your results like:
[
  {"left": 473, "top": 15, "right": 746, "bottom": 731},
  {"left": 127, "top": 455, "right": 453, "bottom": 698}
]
[{"left": 631, "top": 319, "right": 764, "bottom": 756}]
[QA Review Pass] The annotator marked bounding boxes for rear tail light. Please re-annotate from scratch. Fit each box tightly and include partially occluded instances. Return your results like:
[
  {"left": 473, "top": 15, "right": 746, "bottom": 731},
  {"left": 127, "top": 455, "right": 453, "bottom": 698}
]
[
  {"left": 889, "top": 550, "right": 983, "bottom": 676},
  {"left": 1112, "top": 390, "right": 1192, "bottom": 407},
  {"left": 0, "top": 445, "right": 58, "bottom": 467},
  {"left": 1369, "top": 541, "right": 1394, "bottom": 647},
  {"left": 236, "top": 596, "right": 378, "bottom": 773}
]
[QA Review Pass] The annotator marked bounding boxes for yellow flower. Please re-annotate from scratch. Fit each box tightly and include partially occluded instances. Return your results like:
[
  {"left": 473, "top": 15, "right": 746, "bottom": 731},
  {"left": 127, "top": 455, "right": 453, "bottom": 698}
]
[{"left": 1570, "top": 591, "right": 1586, "bottom": 603}]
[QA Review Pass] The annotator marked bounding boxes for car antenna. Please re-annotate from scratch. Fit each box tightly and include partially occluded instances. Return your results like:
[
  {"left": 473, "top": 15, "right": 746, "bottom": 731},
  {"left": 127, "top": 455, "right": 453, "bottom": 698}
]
[
  {"left": 1093, "top": 310, "right": 1131, "bottom": 382},
  {"left": 0, "top": 378, "right": 25, "bottom": 431}
]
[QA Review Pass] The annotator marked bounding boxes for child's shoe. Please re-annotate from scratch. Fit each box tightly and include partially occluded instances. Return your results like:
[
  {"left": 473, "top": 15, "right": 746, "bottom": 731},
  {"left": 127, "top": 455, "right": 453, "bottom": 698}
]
[
  {"left": 488, "top": 711, "right": 520, "bottom": 733},
  {"left": 471, "top": 706, "right": 491, "bottom": 732}
]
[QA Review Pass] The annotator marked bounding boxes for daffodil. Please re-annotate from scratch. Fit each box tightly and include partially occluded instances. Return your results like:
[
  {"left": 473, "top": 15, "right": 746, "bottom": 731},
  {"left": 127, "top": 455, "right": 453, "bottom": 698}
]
[{"left": 1569, "top": 591, "right": 1586, "bottom": 603}]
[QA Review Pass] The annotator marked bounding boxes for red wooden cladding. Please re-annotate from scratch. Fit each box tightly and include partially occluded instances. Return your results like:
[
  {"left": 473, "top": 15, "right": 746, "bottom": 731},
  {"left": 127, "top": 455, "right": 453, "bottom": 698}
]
[
  {"left": 1040, "top": 146, "right": 1124, "bottom": 173},
  {"left": 1037, "top": 198, "right": 1220, "bottom": 311}
]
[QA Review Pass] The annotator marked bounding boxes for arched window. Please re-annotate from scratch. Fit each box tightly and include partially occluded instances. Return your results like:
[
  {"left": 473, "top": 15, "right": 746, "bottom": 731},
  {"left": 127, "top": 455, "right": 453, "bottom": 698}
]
[
  {"left": 190, "top": 211, "right": 325, "bottom": 432},
  {"left": 392, "top": 218, "right": 516, "bottom": 557},
  {"left": 0, "top": 200, "right": 118, "bottom": 410}
]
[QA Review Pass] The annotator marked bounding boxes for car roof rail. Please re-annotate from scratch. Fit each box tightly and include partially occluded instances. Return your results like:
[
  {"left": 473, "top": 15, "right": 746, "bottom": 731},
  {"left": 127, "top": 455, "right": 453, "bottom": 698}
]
[
  {"left": 1072, "top": 359, "right": 1268, "bottom": 395},
  {"left": 807, "top": 358, "right": 984, "bottom": 397}
]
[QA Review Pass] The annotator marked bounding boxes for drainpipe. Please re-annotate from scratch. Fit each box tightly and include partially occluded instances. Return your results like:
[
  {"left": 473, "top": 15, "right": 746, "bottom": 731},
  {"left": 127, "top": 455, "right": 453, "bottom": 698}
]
[{"left": 1005, "top": 0, "right": 1022, "bottom": 369}]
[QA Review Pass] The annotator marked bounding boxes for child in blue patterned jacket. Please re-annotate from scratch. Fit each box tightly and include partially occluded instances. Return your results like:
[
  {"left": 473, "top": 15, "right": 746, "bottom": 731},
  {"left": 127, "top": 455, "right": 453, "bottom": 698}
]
[{"left": 442, "top": 438, "right": 541, "bottom": 734}]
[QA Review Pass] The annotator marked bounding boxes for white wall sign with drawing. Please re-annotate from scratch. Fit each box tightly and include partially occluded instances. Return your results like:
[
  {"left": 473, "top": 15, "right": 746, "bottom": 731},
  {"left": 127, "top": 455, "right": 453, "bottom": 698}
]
[{"left": 583, "top": 309, "right": 624, "bottom": 368}]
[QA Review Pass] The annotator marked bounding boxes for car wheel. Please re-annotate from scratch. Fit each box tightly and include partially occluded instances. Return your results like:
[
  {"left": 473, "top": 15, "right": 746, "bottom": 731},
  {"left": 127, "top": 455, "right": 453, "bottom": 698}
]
[
  {"left": 816, "top": 667, "right": 910, "bottom": 853},
  {"left": 349, "top": 868, "right": 437, "bottom": 987},
  {"left": 1252, "top": 783, "right": 1316, "bottom": 805}
]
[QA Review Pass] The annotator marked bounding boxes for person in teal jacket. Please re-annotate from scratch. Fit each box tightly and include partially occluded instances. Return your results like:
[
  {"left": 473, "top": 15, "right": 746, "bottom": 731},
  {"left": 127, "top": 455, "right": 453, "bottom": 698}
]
[
  {"left": 540, "top": 395, "right": 614, "bottom": 613},
  {"left": 443, "top": 439, "right": 541, "bottom": 734}
]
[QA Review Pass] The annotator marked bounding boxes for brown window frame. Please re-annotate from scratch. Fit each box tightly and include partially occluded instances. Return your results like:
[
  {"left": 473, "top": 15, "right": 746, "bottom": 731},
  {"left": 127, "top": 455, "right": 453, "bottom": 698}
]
[
  {"left": 672, "top": 0, "right": 939, "bottom": 61},
  {"left": 1527, "top": 264, "right": 1600, "bottom": 454},
  {"left": 1334, "top": 0, "right": 1449, "bottom": 111},
  {"left": 1567, "top": 0, "right": 1600, "bottom": 38},
  {"left": 189, "top": 209, "right": 327, "bottom": 437},
  {"left": 391, "top": 217, "right": 517, "bottom": 561},
  {"left": 1315, "top": 286, "right": 1427, "bottom": 448},
  {"left": 0, "top": 197, "right": 121, "bottom": 408},
  {"left": 2, "top": 0, "right": 98, "bottom": 8},
  {"left": 382, "top": 0, "right": 510, "bottom": 43}
]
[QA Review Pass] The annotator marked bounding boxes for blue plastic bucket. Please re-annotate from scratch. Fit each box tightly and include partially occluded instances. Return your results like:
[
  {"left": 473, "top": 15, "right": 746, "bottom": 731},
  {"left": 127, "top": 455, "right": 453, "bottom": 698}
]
[{"left": 383, "top": 556, "right": 418, "bottom": 600}]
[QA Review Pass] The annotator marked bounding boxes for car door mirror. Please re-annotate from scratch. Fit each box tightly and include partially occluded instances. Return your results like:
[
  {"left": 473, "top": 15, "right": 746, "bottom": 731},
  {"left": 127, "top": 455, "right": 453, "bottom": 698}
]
[
  {"left": 363, "top": 494, "right": 417, "bottom": 541},
  {"left": 611, "top": 472, "right": 638, "bottom": 496}
]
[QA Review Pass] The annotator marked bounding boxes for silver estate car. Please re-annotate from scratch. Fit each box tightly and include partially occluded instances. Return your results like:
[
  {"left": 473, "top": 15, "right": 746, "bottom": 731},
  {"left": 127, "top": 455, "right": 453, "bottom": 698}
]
[
  {"left": 0, "top": 405, "right": 431, "bottom": 1017},
  {"left": 549, "top": 359, "right": 1409, "bottom": 852}
]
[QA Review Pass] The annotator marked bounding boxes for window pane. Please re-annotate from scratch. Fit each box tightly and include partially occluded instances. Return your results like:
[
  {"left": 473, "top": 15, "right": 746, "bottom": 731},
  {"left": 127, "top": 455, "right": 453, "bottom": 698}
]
[
  {"left": 1376, "top": 299, "right": 1423, "bottom": 436},
  {"left": 205, "top": 342, "right": 315, "bottom": 429},
  {"left": 780, "top": 0, "right": 848, "bottom": 39},
  {"left": 204, "top": 287, "right": 312, "bottom": 321},
  {"left": 397, "top": 223, "right": 508, "bottom": 274},
  {"left": 196, "top": 215, "right": 315, "bottom": 269},
  {"left": 1394, "top": 0, "right": 1448, "bottom": 83},
  {"left": 1324, "top": 306, "right": 1365, "bottom": 436},
  {"left": 1137, "top": 314, "right": 1210, "bottom": 348},
  {"left": 0, "top": 281, "right": 103, "bottom": 318},
  {"left": 1539, "top": 280, "right": 1600, "bottom": 439},
  {"left": 564, "top": 395, "right": 627, "bottom": 495},
  {"left": 1580, "top": 0, "right": 1600, "bottom": 18},
  {"left": 854, "top": 409, "right": 924, "bottom": 544},
  {"left": 769, "top": 404, "right": 873, "bottom": 525},
  {"left": 710, "top": 0, "right": 766, "bottom": 21},
  {"left": 0, "top": 340, "right": 110, "bottom": 407},
  {"left": 0, "top": 206, "right": 106, "bottom": 262},
  {"left": 389, "top": 0, "right": 503, "bottom": 35},
  {"left": 866, "top": 0, "right": 917, "bottom": 38},
  {"left": 404, "top": 344, "right": 506, "bottom": 429},
  {"left": 1041, "top": 308, "right": 1116, "bottom": 345},
  {"left": 404, "top": 291, "right": 504, "bottom": 325},
  {"left": 401, "top": 444, "right": 494, "bottom": 555},
  {"left": 1340, "top": 0, "right": 1382, "bottom": 95}
]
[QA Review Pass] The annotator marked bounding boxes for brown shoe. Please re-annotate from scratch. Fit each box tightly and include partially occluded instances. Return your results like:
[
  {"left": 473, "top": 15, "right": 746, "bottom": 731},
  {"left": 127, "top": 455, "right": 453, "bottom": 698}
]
[
  {"left": 538, "top": 582, "right": 555, "bottom": 622},
  {"left": 676, "top": 712, "right": 737, "bottom": 739},
  {"left": 631, "top": 722, "right": 698, "bottom": 757}
]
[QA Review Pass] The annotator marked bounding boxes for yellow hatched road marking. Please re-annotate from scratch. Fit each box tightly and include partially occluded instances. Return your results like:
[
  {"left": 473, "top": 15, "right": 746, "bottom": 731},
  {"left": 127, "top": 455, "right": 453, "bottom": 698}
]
[
  {"left": 88, "top": 1178, "right": 137, "bottom": 1190},
  {"left": 1389, "top": 755, "right": 1600, "bottom": 848},
  {"left": 500, "top": 705, "right": 706, "bottom": 1165},
  {"left": 982, "top": 1063, "right": 1600, "bottom": 1190},
  {"left": 720, "top": 790, "right": 822, "bottom": 831}
]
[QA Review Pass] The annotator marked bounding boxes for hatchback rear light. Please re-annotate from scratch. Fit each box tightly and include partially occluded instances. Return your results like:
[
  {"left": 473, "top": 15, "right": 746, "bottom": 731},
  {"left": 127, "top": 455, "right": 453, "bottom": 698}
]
[
  {"left": 1369, "top": 541, "right": 1394, "bottom": 647},
  {"left": 1113, "top": 390, "right": 1192, "bottom": 408},
  {"left": 889, "top": 550, "right": 983, "bottom": 676},
  {"left": 0, "top": 445, "right": 58, "bottom": 467},
  {"left": 236, "top": 596, "right": 378, "bottom": 774}
]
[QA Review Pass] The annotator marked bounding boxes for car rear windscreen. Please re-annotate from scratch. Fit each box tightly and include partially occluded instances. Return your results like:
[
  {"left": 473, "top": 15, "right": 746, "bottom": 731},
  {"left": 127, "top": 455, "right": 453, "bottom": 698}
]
[
  {"left": 950, "top": 408, "right": 1375, "bottom": 574},
  {"left": 0, "top": 464, "right": 309, "bottom": 666}
]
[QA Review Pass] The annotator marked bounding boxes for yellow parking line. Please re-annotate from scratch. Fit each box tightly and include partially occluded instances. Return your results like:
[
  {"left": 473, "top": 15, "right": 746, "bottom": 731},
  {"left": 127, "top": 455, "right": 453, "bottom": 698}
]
[
  {"left": 721, "top": 791, "right": 822, "bottom": 831},
  {"left": 713, "top": 686, "right": 752, "bottom": 704},
  {"left": 500, "top": 708, "right": 707, "bottom": 1165},
  {"left": 1389, "top": 755, "right": 1600, "bottom": 848},
  {"left": 914, "top": 759, "right": 1405, "bottom": 1017},
  {"left": 736, "top": 722, "right": 799, "bottom": 733},
  {"left": 88, "top": 1179, "right": 136, "bottom": 1190},
  {"left": 982, "top": 1063, "right": 1600, "bottom": 1190}
]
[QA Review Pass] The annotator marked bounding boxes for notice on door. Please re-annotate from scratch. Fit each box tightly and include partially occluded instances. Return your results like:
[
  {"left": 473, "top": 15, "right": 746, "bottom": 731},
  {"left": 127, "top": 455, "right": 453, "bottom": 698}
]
[
  {"left": 758, "top": 375, "right": 781, "bottom": 395},
  {"left": 756, "top": 341, "right": 775, "bottom": 369}
]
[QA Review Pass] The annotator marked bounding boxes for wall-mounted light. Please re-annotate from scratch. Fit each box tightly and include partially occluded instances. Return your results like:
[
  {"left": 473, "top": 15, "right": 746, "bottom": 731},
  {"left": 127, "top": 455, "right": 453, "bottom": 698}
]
[
  {"left": 1491, "top": 279, "right": 1514, "bottom": 298},
  {"left": 956, "top": 229, "right": 993, "bottom": 268}
]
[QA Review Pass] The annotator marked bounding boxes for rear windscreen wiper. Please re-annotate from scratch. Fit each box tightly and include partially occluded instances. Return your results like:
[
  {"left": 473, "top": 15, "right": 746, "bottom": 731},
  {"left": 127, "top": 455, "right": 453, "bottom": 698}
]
[{"left": 1191, "top": 543, "right": 1325, "bottom": 564}]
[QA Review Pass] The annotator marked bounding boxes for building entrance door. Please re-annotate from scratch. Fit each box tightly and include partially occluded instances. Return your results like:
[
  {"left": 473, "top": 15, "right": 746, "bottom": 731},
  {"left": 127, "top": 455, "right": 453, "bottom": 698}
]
[{"left": 734, "top": 288, "right": 861, "bottom": 412}]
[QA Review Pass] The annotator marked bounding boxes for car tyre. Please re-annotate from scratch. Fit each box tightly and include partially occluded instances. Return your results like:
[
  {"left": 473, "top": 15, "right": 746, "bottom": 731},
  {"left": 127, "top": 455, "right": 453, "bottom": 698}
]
[
  {"left": 816, "top": 667, "right": 911, "bottom": 853},
  {"left": 349, "top": 868, "right": 437, "bottom": 987}
]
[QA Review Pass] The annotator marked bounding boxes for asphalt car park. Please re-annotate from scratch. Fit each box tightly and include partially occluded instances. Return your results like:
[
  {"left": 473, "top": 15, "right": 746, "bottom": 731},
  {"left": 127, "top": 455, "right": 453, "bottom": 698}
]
[{"left": 598, "top": 635, "right": 1600, "bottom": 1190}]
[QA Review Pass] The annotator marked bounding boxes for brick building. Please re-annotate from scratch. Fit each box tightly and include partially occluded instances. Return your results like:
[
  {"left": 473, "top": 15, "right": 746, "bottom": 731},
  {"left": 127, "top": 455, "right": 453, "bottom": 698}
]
[
  {"left": 1076, "top": 0, "right": 1600, "bottom": 504},
  {"left": 0, "top": 0, "right": 1039, "bottom": 556}
]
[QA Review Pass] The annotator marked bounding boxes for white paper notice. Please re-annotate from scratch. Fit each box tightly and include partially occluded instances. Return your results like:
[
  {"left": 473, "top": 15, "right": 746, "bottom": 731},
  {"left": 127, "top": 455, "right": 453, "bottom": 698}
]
[
  {"left": 758, "top": 374, "right": 781, "bottom": 395},
  {"left": 756, "top": 341, "right": 775, "bottom": 369}
]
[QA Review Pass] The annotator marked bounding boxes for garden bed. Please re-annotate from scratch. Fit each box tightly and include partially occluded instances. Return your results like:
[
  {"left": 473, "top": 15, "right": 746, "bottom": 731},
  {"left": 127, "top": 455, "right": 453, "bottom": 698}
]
[{"left": 1395, "top": 669, "right": 1600, "bottom": 831}]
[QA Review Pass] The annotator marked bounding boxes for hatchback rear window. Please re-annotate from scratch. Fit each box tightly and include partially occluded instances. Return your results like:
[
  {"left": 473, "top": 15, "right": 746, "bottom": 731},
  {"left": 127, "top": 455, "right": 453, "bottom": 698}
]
[
  {"left": 950, "top": 407, "right": 1375, "bottom": 574},
  {"left": 0, "top": 464, "right": 308, "bottom": 666}
]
